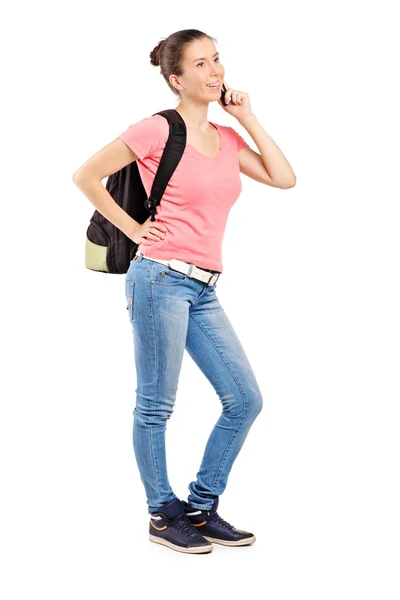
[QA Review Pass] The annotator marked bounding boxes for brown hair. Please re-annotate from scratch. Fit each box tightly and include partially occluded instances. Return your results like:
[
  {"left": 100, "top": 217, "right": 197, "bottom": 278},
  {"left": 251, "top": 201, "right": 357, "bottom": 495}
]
[{"left": 150, "top": 29, "right": 218, "bottom": 97}]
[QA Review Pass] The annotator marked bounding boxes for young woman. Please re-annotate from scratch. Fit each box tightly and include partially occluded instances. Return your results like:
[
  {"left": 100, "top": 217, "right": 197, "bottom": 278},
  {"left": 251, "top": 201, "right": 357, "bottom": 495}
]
[{"left": 73, "top": 29, "right": 296, "bottom": 555}]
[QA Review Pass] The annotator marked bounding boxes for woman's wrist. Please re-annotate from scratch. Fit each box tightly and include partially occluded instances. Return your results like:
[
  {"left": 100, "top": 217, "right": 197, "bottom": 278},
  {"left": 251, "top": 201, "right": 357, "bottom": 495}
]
[{"left": 237, "top": 113, "right": 257, "bottom": 126}]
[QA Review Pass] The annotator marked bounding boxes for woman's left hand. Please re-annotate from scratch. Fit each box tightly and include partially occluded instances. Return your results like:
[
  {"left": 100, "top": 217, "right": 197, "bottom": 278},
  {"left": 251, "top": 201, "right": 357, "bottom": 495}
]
[{"left": 218, "top": 81, "right": 253, "bottom": 119}]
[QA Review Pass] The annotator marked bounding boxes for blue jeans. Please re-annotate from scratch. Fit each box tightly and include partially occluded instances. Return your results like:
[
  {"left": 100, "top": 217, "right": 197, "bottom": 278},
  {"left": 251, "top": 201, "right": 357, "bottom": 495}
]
[{"left": 124, "top": 251, "right": 263, "bottom": 514}]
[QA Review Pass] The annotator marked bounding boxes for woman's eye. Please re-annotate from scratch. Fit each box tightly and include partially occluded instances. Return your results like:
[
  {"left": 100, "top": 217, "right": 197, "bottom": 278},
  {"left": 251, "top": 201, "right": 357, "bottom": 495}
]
[{"left": 196, "top": 58, "right": 220, "bottom": 67}]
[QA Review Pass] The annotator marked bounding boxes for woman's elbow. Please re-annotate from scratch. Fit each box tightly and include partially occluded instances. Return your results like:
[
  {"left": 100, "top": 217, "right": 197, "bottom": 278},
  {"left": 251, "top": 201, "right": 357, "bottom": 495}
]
[
  {"left": 281, "top": 175, "right": 296, "bottom": 189},
  {"left": 72, "top": 169, "right": 83, "bottom": 185}
]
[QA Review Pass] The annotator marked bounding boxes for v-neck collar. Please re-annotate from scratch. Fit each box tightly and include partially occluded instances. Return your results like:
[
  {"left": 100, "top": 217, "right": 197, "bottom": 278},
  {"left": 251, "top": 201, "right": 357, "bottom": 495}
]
[
  {"left": 186, "top": 121, "right": 222, "bottom": 159},
  {"left": 173, "top": 111, "right": 222, "bottom": 159}
]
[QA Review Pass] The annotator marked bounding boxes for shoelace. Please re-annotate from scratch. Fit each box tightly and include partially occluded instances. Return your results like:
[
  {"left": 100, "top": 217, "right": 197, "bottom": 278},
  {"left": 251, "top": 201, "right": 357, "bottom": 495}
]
[
  {"left": 206, "top": 510, "right": 235, "bottom": 530},
  {"left": 172, "top": 513, "right": 201, "bottom": 539}
]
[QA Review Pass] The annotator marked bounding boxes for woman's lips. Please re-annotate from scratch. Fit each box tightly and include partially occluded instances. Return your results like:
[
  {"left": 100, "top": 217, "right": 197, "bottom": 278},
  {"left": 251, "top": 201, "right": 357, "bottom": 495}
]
[{"left": 206, "top": 81, "right": 220, "bottom": 90}]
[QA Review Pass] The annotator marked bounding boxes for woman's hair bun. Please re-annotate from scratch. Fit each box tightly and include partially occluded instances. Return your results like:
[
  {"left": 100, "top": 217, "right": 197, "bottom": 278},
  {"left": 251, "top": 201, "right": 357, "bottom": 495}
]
[{"left": 150, "top": 39, "right": 165, "bottom": 67}]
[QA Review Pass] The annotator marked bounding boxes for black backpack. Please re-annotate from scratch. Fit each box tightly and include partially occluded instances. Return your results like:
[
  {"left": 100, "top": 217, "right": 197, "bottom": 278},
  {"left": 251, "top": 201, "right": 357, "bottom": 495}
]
[{"left": 85, "top": 109, "right": 187, "bottom": 274}]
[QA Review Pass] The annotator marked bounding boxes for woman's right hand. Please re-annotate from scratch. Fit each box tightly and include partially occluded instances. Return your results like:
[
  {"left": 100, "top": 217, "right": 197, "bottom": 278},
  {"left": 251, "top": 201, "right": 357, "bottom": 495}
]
[{"left": 130, "top": 216, "right": 167, "bottom": 246}]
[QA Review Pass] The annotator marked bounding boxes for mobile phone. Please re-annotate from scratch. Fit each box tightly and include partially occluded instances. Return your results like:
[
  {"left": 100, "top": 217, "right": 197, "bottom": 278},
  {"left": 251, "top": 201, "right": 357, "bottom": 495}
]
[{"left": 220, "top": 83, "right": 228, "bottom": 106}]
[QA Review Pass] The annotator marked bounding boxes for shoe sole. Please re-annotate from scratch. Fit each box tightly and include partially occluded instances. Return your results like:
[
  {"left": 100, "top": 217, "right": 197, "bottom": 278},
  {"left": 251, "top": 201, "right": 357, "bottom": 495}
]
[
  {"left": 149, "top": 534, "right": 213, "bottom": 554},
  {"left": 203, "top": 534, "right": 256, "bottom": 546}
]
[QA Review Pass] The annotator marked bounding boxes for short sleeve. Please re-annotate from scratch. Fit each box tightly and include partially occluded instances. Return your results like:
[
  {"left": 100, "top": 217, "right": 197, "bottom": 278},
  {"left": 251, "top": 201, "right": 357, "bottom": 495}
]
[
  {"left": 118, "top": 115, "right": 163, "bottom": 160},
  {"left": 229, "top": 127, "right": 249, "bottom": 152}
]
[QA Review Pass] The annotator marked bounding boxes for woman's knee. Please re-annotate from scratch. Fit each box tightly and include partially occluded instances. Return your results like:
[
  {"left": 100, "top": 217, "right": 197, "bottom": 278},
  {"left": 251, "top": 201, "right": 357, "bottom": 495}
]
[
  {"left": 223, "top": 390, "right": 263, "bottom": 420},
  {"left": 249, "top": 392, "right": 263, "bottom": 419}
]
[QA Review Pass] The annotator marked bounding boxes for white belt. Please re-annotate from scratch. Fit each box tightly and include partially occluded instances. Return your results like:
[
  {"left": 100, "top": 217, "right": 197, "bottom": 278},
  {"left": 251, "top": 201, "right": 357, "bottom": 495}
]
[{"left": 137, "top": 254, "right": 221, "bottom": 286}]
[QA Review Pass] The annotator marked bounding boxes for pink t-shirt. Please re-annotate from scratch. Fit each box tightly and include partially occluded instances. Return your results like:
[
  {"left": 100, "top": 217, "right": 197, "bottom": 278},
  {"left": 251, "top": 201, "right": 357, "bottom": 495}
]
[{"left": 118, "top": 113, "right": 249, "bottom": 272}]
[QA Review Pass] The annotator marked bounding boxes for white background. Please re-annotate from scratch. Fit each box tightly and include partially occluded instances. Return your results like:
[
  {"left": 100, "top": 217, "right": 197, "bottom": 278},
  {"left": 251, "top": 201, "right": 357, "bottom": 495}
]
[{"left": 1, "top": 1, "right": 399, "bottom": 598}]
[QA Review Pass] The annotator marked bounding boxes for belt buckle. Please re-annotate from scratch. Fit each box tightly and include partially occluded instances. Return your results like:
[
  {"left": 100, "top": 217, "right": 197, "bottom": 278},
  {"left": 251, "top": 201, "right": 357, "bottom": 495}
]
[{"left": 207, "top": 272, "right": 219, "bottom": 286}]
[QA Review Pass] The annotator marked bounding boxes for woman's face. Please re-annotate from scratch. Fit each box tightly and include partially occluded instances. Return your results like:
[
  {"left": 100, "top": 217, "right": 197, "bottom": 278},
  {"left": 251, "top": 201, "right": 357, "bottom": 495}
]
[{"left": 173, "top": 38, "right": 225, "bottom": 102}]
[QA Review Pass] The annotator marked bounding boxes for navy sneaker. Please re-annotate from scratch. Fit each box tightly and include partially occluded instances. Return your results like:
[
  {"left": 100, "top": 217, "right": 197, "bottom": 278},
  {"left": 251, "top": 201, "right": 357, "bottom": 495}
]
[
  {"left": 149, "top": 498, "right": 213, "bottom": 554},
  {"left": 183, "top": 497, "right": 256, "bottom": 546}
]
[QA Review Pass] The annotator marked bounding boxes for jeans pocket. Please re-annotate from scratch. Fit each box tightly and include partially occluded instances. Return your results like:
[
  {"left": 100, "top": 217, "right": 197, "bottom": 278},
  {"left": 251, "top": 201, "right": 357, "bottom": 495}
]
[
  {"left": 154, "top": 265, "right": 188, "bottom": 286},
  {"left": 125, "top": 280, "right": 135, "bottom": 321}
]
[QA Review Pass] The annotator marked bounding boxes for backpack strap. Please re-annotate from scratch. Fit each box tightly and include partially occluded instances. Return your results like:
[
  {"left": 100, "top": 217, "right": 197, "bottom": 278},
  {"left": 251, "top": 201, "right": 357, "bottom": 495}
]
[{"left": 143, "top": 109, "right": 186, "bottom": 221}]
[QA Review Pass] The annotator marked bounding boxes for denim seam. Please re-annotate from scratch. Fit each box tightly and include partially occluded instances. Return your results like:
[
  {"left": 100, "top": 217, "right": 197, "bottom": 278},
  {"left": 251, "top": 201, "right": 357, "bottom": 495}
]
[
  {"left": 192, "top": 284, "right": 208, "bottom": 306},
  {"left": 188, "top": 313, "right": 249, "bottom": 494},
  {"left": 148, "top": 262, "right": 161, "bottom": 497}
]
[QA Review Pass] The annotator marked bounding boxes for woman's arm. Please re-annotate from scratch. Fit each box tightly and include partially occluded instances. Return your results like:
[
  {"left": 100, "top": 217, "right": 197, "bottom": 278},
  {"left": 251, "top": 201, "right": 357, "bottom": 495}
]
[
  {"left": 72, "top": 138, "right": 142, "bottom": 239},
  {"left": 237, "top": 114, "right": 296, "bottom": 188}
]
